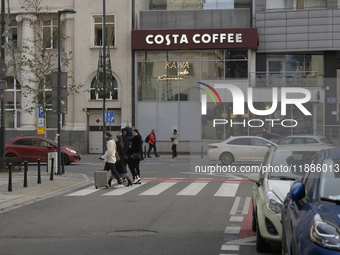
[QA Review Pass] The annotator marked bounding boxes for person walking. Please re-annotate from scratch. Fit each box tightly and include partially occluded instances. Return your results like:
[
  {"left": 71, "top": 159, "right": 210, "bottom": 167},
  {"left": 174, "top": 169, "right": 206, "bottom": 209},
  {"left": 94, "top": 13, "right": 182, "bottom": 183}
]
[
  {"left": 128, "top": 129, "right": 142, "bottom": 184},
  {"left": 171, "top": 129, "right": 178, "bottom": 158},
  {"left": 262, "top": 127, "right": 268, "bottom": 139},
  {"left": 115, "top": 135, "right": 133, "bottom": 187},
  {"left": 123, "top": 127, "right": 134, "bottom": 179},
  {"left": 147, "top": 129, "right": 160, "bottom": 158},
  {"left": 100, "top": 131, "right": 124, "bottom": 188}
]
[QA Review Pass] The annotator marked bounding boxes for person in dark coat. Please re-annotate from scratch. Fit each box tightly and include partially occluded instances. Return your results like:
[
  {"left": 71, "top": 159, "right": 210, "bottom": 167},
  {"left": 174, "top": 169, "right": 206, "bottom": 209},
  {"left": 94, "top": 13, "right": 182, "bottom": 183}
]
[
  {"left": 115, "top": 135, "right": 132, "bottom": 187},
  {"left": 127, "top": 129, "right": 142, "bottom": 184}
]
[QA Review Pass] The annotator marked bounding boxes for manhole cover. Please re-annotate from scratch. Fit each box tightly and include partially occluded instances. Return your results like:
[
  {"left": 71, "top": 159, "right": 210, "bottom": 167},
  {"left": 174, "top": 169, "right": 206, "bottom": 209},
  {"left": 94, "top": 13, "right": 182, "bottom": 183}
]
[{"left": 107, "top": 230, "right": 158, "bottom": 237}]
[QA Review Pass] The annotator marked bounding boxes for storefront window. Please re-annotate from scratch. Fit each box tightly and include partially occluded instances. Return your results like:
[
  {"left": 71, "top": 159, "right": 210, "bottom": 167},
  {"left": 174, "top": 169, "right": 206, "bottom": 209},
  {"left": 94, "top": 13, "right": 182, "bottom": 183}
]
[
  {"left": 149, "top": 0, "right": 251, "bottom": 10},
  {"left": 138, "top": 62, "right": 157, "bottom": 101},
  {"left": 137, "top": 49, "right": 250, "bottom": 101},
  {"left": 179, "top": 62, "right": 200, "bottom": 101}
]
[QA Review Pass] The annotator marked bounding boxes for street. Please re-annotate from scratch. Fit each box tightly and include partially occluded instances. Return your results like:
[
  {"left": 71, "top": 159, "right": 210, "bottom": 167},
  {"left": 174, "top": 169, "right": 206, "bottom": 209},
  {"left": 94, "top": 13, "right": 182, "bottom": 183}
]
[{"left": 0, "top": 160, "right": 281, "bottom": 255}]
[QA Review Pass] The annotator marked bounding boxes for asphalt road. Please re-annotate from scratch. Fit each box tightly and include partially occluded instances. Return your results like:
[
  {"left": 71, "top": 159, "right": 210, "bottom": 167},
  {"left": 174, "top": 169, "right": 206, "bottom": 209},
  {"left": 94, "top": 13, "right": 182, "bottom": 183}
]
[{"left": 0, "top": 161, "right": 281, "bottom": 255}]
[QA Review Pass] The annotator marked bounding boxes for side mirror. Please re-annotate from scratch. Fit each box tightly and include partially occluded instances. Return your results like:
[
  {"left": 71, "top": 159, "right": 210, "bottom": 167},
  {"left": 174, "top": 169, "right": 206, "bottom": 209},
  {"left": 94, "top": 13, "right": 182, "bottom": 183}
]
[
  {"left": 47, "top": 144, "right": 52, "bottom": 150},
  {"left": 266, "top": 143, "right": 272, "bottom": 148},
  {"left": 290, "top": 182, "right": 305, "bottom": 201},
  {"left": 248, "top": 173, "right": 260, "bottom": 184}
]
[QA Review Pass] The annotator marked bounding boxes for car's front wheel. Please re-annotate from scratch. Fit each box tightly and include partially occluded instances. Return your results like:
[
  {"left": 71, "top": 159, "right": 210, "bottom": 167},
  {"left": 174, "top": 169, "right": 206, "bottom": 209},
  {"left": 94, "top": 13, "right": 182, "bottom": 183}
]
[
  {"left": 62, "top": 153, "right": 70, "bottom": 165},
  {"left": 220, "top": 152, "right": 234, "bottom": 165},
  {"left": 252, "top": 205, "right": 256, "bottom": 232},
  {"left": 256, "top": 216, "right": 271, "bottom": 252},
  {"left": 5, "top": 153, "right": 17, "bottom": 158}
]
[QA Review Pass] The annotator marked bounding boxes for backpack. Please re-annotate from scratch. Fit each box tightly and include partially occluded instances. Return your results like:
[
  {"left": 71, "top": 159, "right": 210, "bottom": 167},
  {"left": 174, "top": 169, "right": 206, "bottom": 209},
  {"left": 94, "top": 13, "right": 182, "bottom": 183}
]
[{"left": 145, "top": 135, "right": 150, "bottom": 143}]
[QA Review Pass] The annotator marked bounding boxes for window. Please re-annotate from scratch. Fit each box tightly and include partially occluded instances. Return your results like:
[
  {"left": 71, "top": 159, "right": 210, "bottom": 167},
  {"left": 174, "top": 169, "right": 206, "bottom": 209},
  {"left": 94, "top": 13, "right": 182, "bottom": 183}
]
[
  {"left": 277, "top": 138, "right": 293, "bottom": 144},
  {"left": 306, "top": 138, "right": 318, "bottom": 144},
  {"left": 43, "top": 19, "right": 58, "bottom": 49},
  {"left": 228, "top": 138, "right": 251, "bottom": 145},
  {"left": 13, "top": 139, "right": 30, "bottom": 146},
  {"left": 4, "top": 76, "right": 21, "bottom": 128},
  {"left": 93, "top": 15, "right": 115, "bottom": 47},
  {"left": 137, "top": 49, "right": 249, "bottom": 102},
  {"left": 90, "top": 75, "right": 118, "bottom": 100},
  {"left": 251, "top": 138, "right": 268, "bottom": 147}
]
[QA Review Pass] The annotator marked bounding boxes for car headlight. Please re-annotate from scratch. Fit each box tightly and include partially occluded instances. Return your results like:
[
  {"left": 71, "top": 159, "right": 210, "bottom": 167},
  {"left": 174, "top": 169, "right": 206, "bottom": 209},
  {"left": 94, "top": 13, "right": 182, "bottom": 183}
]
[
  {"left": 66, "top": 148, "right": 77, "bottom": 154},
  {"left": 309, "top": 214, "right": 340, "bottom": 251},
  {"left": 265, "top": 191, "right": 283, "bottom": 214}
]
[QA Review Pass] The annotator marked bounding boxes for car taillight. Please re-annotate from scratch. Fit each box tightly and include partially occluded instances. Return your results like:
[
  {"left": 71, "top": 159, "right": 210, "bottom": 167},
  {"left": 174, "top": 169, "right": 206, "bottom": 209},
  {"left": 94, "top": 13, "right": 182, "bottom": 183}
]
[{"left": 209, "top": 146, "right": 218, "bottom": 149}]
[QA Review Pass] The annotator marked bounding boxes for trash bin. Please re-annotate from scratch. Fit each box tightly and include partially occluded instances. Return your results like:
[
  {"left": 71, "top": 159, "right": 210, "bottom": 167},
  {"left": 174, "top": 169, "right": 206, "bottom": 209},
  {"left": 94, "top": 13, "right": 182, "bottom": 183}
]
[{"left": 47, "top": 152, "right": 58, "bottom": 174}]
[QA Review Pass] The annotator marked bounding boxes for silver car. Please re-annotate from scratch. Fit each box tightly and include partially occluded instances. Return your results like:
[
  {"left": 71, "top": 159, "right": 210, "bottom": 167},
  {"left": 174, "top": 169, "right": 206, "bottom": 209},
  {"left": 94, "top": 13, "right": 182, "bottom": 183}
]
[{"left": 276, "top": 135, "right": 334, "bottom": 146}]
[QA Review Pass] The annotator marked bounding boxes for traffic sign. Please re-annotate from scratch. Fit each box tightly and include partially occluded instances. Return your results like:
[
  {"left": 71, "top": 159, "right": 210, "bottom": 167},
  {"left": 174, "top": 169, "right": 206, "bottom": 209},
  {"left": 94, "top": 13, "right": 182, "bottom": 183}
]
[
  {"left": 39, "top": 105, "right": 44, "bottom": 118},
  {"left": 37, "top": 127, "right": 46, "bottom": 135},
  {"left": 104, "top": 111, "right": 114, "bottom": 123}
]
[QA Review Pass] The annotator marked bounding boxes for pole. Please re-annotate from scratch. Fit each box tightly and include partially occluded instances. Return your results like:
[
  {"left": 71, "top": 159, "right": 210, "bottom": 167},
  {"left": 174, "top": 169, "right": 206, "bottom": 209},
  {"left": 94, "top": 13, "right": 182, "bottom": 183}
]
[
  {"left": 37, "top": 159, "right": 41, "bottom": 184},
  {"left": 57, "top": 11, "right": 61, "bottom": 175},
  {"left": 102, "top": 0, "right": 106, "bottom": 154},
  {"left": 8, "top": 163, "right": 12, "bottom": 192},
  {"left": 0, "top": 0, "right": 4, "bottom": 159}
]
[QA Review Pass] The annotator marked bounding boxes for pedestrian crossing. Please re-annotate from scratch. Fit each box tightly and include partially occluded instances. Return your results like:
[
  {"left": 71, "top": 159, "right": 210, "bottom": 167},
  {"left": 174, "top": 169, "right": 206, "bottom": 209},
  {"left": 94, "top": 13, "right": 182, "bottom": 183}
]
[{"left": 65, "top": 180, "right": 244, "bottom": 197}]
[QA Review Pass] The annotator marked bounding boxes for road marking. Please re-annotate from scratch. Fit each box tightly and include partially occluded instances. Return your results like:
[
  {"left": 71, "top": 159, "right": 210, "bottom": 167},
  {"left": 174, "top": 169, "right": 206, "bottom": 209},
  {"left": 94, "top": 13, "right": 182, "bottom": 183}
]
[
  {"left": 242, "top": 197, "right": 251, "bottom": 215},
  {"left": 66, "top": 186, "right": 100, "bottom": 196},
  {"left": 214, "top": 183, "right": 239, "bottom": 197},
  {"left": 102, "top": 182, "right": 147, "bottom": 196},
  {"left": 230, "top": 197, "right": 241, "bottom": 215},
  {"left": 176, "top": 182, "right": 208, "bottom": 196},
  {"left": 230, "top": 216, "right": 243, "bottom": 222},
  {"left": 224, "top": 236, "right": 256, "bottom": 246},
  {"left": 139, "top": 182, "right": 177, "bottom": 196},
  {"left": 221, "top": 245, "right": 239, "bottom": 251},
  {"left": 224, "top": 226, "right": 240, "bottom": 234}
]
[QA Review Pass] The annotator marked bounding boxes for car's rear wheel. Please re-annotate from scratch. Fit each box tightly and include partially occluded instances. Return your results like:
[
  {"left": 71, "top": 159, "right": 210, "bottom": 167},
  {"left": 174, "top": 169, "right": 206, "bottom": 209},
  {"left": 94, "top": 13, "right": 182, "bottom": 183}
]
[
  {"left": 256, "top": 215, "right": 271, "bottom": 252},
  {"left": 62, "top": 153, "right": 70, "bottom": 165},
  {"left": 220, "top": 152, "right": 234, "bottom": 165}
]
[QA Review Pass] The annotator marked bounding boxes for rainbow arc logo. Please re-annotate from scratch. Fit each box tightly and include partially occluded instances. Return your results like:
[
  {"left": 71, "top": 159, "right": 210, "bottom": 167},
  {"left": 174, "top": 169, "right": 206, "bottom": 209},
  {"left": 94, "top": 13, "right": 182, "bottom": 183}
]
[
  {"left": 196, "top": 82, "right": 222, "bottom": 106},
  {"left": 196, "top": 82, "right": 223, "bottom": 115}
]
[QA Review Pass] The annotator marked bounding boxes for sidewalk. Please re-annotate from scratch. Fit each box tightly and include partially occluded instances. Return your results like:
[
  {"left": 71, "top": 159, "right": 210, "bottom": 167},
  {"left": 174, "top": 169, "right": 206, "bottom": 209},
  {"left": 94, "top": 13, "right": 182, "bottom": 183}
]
[{"left": 0, "top": 171, "right": 90, "bottom": 212}]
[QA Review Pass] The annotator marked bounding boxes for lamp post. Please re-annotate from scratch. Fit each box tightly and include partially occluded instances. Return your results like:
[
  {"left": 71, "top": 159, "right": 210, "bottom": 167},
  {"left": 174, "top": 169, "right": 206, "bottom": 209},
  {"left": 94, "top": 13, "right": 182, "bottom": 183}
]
[{"left": 57, "top": 8, "right": 76, "bottom": 175}]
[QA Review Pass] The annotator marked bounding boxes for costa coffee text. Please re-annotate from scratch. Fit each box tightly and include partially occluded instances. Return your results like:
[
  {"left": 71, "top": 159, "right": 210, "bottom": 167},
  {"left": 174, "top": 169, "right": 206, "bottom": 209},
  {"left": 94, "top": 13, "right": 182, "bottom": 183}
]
[{"left": 146, "top": 33, "right": 242, "bottom": 46}]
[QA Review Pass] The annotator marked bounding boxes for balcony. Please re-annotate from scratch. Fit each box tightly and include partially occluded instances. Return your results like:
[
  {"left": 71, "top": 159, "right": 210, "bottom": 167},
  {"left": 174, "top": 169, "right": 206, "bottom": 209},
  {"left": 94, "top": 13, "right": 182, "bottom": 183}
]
[{"left": 249, "top": 71, "right": 321, "bottom": 88}]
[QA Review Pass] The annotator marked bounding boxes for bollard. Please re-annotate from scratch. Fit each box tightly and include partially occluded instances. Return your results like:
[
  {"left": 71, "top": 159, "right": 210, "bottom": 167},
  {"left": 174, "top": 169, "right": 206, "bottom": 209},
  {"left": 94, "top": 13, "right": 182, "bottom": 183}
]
[
  {"left": 50, "top": 157, "right": 54, "bottom": 181},
  {"left": 201, "top": 146, "right": 203, "bottom": 159},
  {"left": 144, "top": 146, "right": 146, "bottom": 159},
  {"left": 8, "top": 163, "right": 12, "bottom": 192},
  {"left": 24, "top": 161, "right": 28, "bottom": 187},
  {"left": 37, "top": 159, "right": 41, "bottom": 184},
  {"left": 61, "top": 155, "right": 64, "bottom": 174}
]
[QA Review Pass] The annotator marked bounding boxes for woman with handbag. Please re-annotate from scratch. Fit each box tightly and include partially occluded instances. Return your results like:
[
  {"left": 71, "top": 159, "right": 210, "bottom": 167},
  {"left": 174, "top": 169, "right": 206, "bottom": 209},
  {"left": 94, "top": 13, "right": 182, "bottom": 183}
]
[
  {"left": 171, "top": 129, "right": 178, "bottom": 158},
  {"left": 128, "top": 129, "right": 142, "bottom": 184},
  {"left": 101, "top": 131, "right": 124, "bottom": 188},
  {"left": 115, "top": 135, "right": 133, "bottom": 187}
]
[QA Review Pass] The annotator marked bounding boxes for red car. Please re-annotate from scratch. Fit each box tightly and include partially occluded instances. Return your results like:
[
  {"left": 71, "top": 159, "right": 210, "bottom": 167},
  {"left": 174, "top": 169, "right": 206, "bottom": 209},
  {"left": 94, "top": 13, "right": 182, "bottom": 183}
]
[{"left": 5, "top": 136, "right": 81, "bottom": 165}]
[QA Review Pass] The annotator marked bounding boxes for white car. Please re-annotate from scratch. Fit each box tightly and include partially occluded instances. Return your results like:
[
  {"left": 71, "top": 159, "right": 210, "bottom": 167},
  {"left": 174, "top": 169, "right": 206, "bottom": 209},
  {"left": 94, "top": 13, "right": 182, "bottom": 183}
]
[
  {"left": 248, "top": 144, "right": 334, "bottom": 252},
  {"left": 207, "top": 136, "right": 277, "bottom": 165}
]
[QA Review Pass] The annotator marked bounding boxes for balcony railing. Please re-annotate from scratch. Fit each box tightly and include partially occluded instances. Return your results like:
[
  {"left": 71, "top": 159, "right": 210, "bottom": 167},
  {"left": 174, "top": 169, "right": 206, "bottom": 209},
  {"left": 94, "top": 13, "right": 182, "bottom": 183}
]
[{"left": 249, "top": 71, "right": 321, "bottom": 88}]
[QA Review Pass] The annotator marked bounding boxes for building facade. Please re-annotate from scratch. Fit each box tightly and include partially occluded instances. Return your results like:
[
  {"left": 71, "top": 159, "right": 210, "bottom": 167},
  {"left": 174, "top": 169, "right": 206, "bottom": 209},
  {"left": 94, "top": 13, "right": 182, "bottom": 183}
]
[
  {"left": 4, "top": 0, "right": 340, "bottom": 154},
  {"left": 5, "top": 0, "right": 137, "bottom": 153}
]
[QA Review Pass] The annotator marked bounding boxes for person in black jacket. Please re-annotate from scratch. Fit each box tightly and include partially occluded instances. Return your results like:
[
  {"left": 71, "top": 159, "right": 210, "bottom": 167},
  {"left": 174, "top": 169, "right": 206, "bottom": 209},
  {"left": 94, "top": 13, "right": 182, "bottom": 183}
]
[
  {"left": 128, "top": 129, "right": 142, "bottom": 184},
  {"left": 115, "top": 135, "right": 133, "bottom": 187}
]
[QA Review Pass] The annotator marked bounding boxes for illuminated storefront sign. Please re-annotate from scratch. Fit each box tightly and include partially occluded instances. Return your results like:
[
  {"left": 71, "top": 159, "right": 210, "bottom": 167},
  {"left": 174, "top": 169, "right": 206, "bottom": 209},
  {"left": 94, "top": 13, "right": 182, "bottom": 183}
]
[{"left": 131, "top": 28, "right": 258, "bottom": 50}]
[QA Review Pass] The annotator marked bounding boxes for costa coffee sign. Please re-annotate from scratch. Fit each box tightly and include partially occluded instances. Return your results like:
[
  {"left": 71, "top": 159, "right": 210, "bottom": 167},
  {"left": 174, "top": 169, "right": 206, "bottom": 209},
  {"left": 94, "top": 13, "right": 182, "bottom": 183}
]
[{"left": 131, "top": 28, "right": 258, "bottom": 50}]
